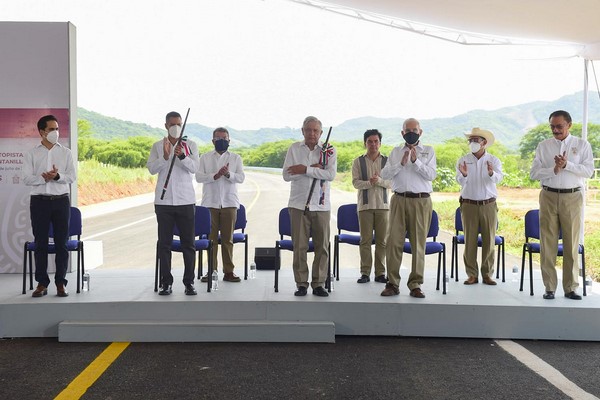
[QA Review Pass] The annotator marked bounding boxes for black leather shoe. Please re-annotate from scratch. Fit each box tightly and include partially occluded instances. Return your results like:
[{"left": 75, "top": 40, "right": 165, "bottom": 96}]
[
  {"left": 564, "top": 291, "right": 582, "bottom": 300},
  {"left": 543, "top": 291, "right": 555, "bottom": 300},
  {"left": 312, "top": 286, "right": 329, "bottom": 297},
  {"left": 158, "top": 285, "right": 172, "bottom": 295},
  {"left": 184, "top": 284, "right": 197, "bottom": 296},
  {"left": 294, "top": 286, "right": 307, "bottom": 296},
  {"left": 357, "top": 275, "right": 370, "bottom": 283},
  {"left": 374, "top": 275, "right": 388, "bottom": 283}
]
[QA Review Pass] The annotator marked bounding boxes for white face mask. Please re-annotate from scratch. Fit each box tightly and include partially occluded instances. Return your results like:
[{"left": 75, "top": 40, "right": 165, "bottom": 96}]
[
  {"left": 46, "top": 130, "right": 59, "bottom": 144},
  {"left": 469, "top": 141, "right": 482, "bottom": 153},
  {"left": 168, "top": 125, "right": 182, "bottom": 139}
]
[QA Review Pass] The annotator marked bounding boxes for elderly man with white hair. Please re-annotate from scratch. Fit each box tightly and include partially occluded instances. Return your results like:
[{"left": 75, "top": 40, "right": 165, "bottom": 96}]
[{"left": 456, "top": 128, "right": 504, "bottom": 286}]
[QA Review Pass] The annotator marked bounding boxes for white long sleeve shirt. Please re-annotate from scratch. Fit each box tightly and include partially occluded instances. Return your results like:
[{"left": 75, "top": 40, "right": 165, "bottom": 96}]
[
  {"left": 530, "top": 134, "right": 594, "bottom": 188},
  {"left": 195, "top": 150, "right": 245, "bottom": 208},
  {"left": 456, "top": 152, "right": 503, "bottom": 200},
  {"left": 147, "top": 138, "right": 199, "bottom": 206},
  {"left": 23, "top": 142, "right": 76, "bottom": 196},
  {"left": 283, "top": 141, "right": 337, "bottom": 211},
  {"left": 380, "top": 143, "right": 436, "bottom": 193}
]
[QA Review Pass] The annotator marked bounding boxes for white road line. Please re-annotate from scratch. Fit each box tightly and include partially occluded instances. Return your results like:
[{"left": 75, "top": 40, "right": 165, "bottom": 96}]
[
  {"left": 81, "top": 216, "right": 155, "bottom": 240},
  {"left": 495, "top": 340, "right": 599, "bottom": 400}
]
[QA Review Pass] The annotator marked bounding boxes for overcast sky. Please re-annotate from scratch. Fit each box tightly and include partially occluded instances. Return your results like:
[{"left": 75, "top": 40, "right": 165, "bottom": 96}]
[{"left": 1, "top": 0, "right": 586, "bottom": 130}]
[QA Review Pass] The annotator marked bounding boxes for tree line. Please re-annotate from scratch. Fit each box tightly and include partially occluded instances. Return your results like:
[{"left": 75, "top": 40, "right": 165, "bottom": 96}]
[{"left": 77, "top": 119, "right": 600, "bottom": 190}]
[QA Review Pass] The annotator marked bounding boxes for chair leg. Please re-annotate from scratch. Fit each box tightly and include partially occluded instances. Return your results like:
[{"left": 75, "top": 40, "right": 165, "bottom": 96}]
[
  {"left": 442, "top": 244, "right": 447, "bottom": 295},
  {"left": 29, "top": 250, "right": 34, "bottom": 290},
  {"left": 154, "top": 242, "right": 159, "bottom": 292},
  {"left": 333, "top": 237, "right": 339, "bottom": 281},
  {"left": 528, "top": 250, "right": 534, "bottom": 296},
  {"left": 501, "top": 238, "right": 506, "bottom": 282},
  {"left": 274, "top": 244, "right": 280, "bottom": 293},
  {"left": 22, "top": 244, "right": 27, "bottom": 295},
  {"left": 207, "top": 242, "right": 213, "bottom": 293},
  {"left": 436, "top": 252, "right": 441, "bottom": 291},
  {"left": 519, "top": 245, "right": 526, "bottom": 292},
  {"left": 582, "top": 246, "right": 586, "bottom": 296},
  {"left": 450, "top": 238, "right": 456, "bottom": 279},
  {"left": 198, "top": 249, "right": 204, "bottom": 279},
  {"left": 244, "top": 236, "right": 248, "bottom": 280}
]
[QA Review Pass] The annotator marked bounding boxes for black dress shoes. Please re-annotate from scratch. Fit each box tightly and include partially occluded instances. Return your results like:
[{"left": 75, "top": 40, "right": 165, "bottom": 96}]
[
  {"left": 374, "top": 275, "right": 388, "bottom": 283},
  {"left": 543, "top": 291, "right": 555, "bottom": 300},
  {"left": 564, "top": 291, "right": 582, "bottom": 300},
  {"left": 158, "top": 285, "right": 172, "bottom": 295},
  {"left": 357, "top": 275, "right": 370, "bottom": 283},
  {"left": 313, "top": 286, "right": 329, "bottom": 297},
  {"left": 185, "top": 284, "right": 197, "bottom": 296},
  {"left": 294, "top": 286, "right": 307, "bottom": 296}
]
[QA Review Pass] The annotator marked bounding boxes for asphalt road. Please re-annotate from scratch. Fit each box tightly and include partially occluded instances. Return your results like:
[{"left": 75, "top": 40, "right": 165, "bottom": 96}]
[{"left": 4, "top": 170, "right": 600, "bottom": 399}]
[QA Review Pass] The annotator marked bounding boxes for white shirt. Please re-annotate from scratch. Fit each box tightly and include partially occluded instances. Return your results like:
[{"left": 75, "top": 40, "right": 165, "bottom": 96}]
[
  {"left": 147, "top": 138, "right": 199, "bottom": 205},
  {"left": 195, "top": 150, "right": 245, "bottom": 208},
  {"left": 381, "top": 143, "right": 436, "bottom": 193},
  {"left": 23, "top": 142, "right": 76, "bottom": 196},
  {"left": 283, "top": 141, "right": 337, "bottom": 211},
  {"left": 530, "top": 134, "right": 594, "bottom": 188},
  {"left": 456, "top": 152, "right": 503, "bottom": 200}
]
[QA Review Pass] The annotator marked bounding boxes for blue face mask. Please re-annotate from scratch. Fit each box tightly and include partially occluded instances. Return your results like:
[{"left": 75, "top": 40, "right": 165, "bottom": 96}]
[{"left": 214, "top": 138, "right": 230, "bottom": 152}]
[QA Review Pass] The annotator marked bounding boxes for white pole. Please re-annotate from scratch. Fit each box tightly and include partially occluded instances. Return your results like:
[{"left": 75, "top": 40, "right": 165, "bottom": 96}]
[{"left": 582, "top": 59, "right": 589, "bottom": 141}]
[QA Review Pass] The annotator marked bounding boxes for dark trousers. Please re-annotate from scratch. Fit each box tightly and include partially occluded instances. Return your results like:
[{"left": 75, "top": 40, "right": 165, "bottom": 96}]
[
  {"left": 155, "top": 204, "right": 196, "bottom": 286},
  {"left": 30, "top": 195, "right": 70, "bottom": 287}
]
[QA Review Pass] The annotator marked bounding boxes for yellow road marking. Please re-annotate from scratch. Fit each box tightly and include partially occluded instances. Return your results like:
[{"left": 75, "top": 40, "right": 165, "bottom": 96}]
[
  {"left": 55, "top": 342, "right": 130, "bottom": 400},
  {"left": 246, "top": 175, "right": 260, "bottom": 212}
]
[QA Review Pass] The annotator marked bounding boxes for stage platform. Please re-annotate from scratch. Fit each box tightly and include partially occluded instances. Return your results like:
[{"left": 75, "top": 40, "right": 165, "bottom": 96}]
[{"left": 1, "top": 266, "right": 598, "bottom": 342}]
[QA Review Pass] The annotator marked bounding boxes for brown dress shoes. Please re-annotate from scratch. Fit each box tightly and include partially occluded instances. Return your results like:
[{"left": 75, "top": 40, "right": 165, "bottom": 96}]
[
  {"left": 464, "top": 276, "right": 478, "bottom": 285},
  {"left": 32, "top": 285, "right": 47, "bottom": 298}
]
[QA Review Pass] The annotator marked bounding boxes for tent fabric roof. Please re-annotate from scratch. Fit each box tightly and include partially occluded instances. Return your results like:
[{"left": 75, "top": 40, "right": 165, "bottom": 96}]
[{"left": 294, "top": 0, "right": 600, "bottom": 58}]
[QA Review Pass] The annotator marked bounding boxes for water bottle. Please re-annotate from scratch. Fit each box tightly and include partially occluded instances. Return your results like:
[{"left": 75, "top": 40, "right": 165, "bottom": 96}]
[
  {"left": 249, "top": 262, "right": 256, "bottom": 279},
  {"left": 444, "top": 273, "right": 449, "bottom": 292},
  {"left": 512, "top": 265, "right": 519, "bottom": 282},
  {"left": 329, "top": 273, "right": 335, "bottom": 291},
  {"left": 211, "top": 270, "right": 219, "bottom": 290},
  {"left": 585, "top": 275, "right": 593, "bottom": 291},
  {"left": 82, "top": 272, "right": 90, "bottom": 291}
]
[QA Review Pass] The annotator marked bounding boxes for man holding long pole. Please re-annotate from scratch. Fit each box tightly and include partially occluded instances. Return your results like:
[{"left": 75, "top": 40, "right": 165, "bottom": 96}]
[
  {"left": 147, "top": 111, "right": 199, "bottom": 296},
  {"left": 283, "top": 116, "right": 337, "bottom": 297}
]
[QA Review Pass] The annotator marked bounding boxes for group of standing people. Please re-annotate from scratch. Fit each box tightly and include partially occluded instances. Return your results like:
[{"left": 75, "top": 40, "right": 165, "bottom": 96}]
[
  {"left": 24, "top": 110, "right": 593, "bottom": 301},
  {"left": 147, "top": 111, "right": 245, "bottom": 296},
  {"left": 283, "top": 111, "right": 593, "bottom": 301}
]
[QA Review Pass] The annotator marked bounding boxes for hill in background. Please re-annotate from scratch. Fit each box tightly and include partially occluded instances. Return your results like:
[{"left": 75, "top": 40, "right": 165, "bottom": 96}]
[{"left": 79, "top": 91, "right": 600, "bottom": 150}]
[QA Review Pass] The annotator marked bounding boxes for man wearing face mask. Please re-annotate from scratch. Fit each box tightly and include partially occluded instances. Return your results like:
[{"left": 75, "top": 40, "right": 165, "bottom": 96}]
[
  {"left": 380, "top": 118, "right": 436, "bottom": 298},
  {"left": 456, "top": 128, "right": 503, "bottom": 286},
  {"left": 23, "top": 115, "right": 77, "bottom": 298},
  {"left": 148, "top": 111, "right": 200, "bottom": 296},
  {"left": 196, "top": 127, "right": 245, "bottom": 283}
]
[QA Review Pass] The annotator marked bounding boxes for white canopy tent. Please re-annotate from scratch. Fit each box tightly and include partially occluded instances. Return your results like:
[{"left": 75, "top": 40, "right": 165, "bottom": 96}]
[{"left": 288, "top": 0, "right": 600, "bottom": 138}]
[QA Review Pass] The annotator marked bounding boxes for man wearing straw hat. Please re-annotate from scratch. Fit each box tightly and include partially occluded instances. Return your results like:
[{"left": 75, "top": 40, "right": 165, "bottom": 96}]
[{"left": 456, "top": 128, "right": 503, "bottom": 286}]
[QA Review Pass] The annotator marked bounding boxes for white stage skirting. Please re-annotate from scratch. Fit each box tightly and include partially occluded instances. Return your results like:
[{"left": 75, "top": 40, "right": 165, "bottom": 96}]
[{"left": 0, "top": 267, "right": 598, "bottom": 342}]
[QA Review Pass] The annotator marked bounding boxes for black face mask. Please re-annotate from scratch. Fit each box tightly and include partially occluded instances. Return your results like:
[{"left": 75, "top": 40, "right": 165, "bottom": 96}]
[
  {"left": 214, "top": 139, "right": 230, "bottom": 152},
  {"left": 403, "top": 131, "right": 420, "bottom": 145}
]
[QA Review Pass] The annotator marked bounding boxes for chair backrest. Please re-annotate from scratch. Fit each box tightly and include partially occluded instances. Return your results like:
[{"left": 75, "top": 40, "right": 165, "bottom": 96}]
[
  {"left": 48, "top": 206, "right": 82, "bottom": 239},
  {"left": 524, "top": 209, "right": 540, "bottom": 241},
  {"left": 235, "top": 204, "right": 247, "bottom": 231},
  {"left": 337, "top": 203, "right": 360, "bottom": 233},
  {"left": 279, "top": 207, "right": 291, "bottom": 238},
  {"left": 195, "top": 206, "right": 212, "bottom": 238},
  {"left": 405, "top": 210, "right": 439, "bottom": 240},
  {"left": 429, "top": 210, "right": 440, "bottom": 239},
  {"left": 454, "top": 207, "right": 464, "bottom": 233}
]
